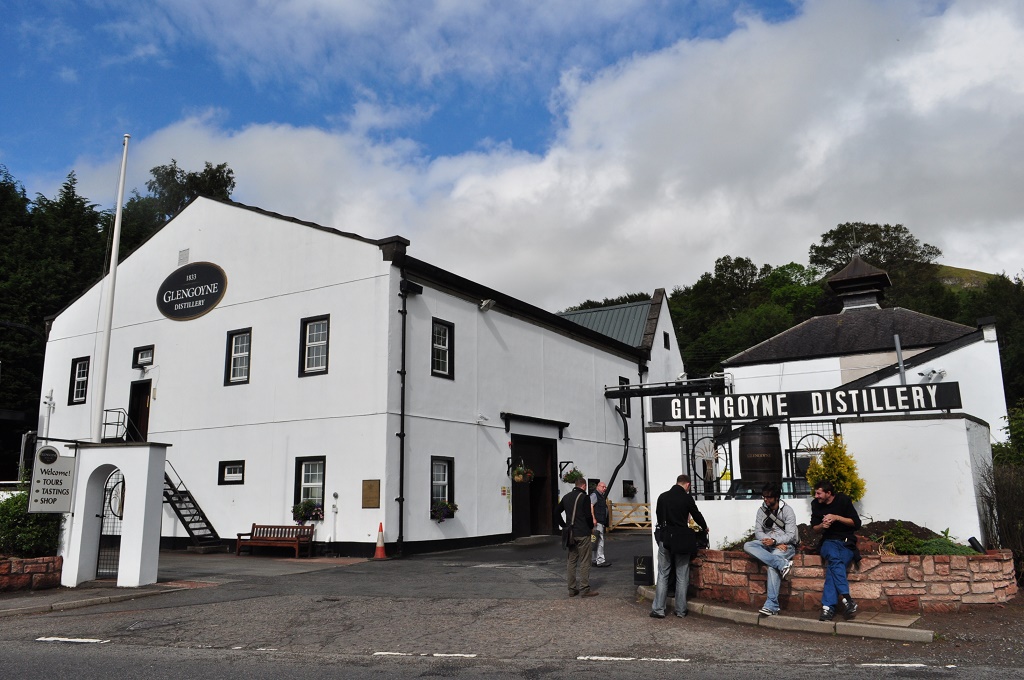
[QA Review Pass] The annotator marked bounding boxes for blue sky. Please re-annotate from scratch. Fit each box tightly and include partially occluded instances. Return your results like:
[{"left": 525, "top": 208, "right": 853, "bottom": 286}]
[{"left": 3, "top": 1, "right": 1023, "bottom": 310}]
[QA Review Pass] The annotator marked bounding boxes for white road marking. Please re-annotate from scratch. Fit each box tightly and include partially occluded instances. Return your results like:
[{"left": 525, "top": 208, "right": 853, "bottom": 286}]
[
  {"left": 858, "top": 664, "right": 929, "bottom": 668},
  {"left": 579, "top": 656, "right": 690, "bottom": 662},
  {"left": 373, "top": 651, "right": 477, "bottom": 658},
  {"left": 37, "top": 637, "right": 110, "bottom": 644}
]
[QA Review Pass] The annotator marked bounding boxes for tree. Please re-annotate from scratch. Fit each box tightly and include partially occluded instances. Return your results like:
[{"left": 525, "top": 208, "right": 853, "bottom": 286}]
[
  {"left": 115, "top": 160, "right": 236, "bottom": 259},
  {"left": 809, "top": 222, "right": 958, "bottom": 317},
  {"left": 668, "top": 257, "right": 825, "bottom": 377},
  {"left": 146, "top": 159, "right": 235, "bottom": 222},
  {"left": 809, "top": 222, "right": 941, "bottom": 275},
  {"left": 958, "top": 274, "right": 1024, "bottom": 408},
  {"left": 805, "top": 435, "right": 866, "bottom": 502}
]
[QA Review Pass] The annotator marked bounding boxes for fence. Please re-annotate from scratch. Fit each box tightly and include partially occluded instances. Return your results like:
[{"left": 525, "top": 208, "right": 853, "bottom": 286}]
[{"left": 608, "top": 502, "right": 652, "bottom": 532}]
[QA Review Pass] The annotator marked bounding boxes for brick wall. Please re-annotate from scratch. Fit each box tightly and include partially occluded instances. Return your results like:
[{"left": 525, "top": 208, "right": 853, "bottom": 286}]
[
  {"left": 692, "top": 548, "right": 1017, "bottom": 613},
  {"left": 0, "top": 556, "right": 63, "bottom": 592}
]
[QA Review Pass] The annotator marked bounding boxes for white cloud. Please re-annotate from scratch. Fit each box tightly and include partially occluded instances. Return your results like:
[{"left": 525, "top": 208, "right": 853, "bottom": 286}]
[{"left": 75, "top": 0, "right": 1024, "bottom": 312}]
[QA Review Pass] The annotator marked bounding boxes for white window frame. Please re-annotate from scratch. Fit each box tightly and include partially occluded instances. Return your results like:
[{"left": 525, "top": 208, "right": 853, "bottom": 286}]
[
  {"left": 431, "top": 318, "right": 454, "bottom": 379},
  {"left": 69, "top": 356, "right": 90, "bottom": 405},
  {"left": 296, "top": 457, "right": 325, "bottom": 504},
  {"left": 431, "top": 456, "right": 454, "bottom": 504},
  {"left": 300, "top": 315, "right": 330, "bottom": 376},
  {"left": 225, "top": 329, "right": 251, "bottom": 385}
]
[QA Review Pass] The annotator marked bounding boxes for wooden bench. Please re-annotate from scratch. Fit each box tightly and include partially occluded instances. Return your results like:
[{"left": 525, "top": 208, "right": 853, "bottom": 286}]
[{"left": 236, "top": 524, "right": 315, "bottom": 558}]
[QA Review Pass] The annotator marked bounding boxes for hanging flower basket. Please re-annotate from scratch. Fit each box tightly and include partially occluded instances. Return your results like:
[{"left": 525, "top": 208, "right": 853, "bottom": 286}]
[
  {"left": 431, "top": 500, "right": 459, "bottom": 523},
  {"left": 291, "top": 499, "right": 324, "bottom": 525},
  {"left": 561, "top": 466, "right": 584, "bottom": 484},
  {"left": 511, "top": 466, "right": 534, "bottom": 483}
]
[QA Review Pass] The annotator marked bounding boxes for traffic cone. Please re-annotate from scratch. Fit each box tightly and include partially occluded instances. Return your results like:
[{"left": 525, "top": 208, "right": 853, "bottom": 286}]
[{"left": 373, "top": 522, "right": 386, "bottom": 559}]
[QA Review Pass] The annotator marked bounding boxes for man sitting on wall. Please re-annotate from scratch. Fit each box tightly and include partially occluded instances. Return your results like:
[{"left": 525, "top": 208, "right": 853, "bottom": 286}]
[
  {"left": 743, "top": 482, "right": 796, "bottom": 616},
  {"left": 811, "top": 479, "right": 861, "bottom": 621}
]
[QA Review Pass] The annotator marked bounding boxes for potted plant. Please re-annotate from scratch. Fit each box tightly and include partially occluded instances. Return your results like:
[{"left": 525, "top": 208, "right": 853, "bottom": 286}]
[
  {"left": 291, "top": 499, "right": 325, "bottom": 525},
  {"left": 511, "top": 465, "right": 534, "bottom": 483},
  {"left": 561, "top": 466, "right": 584, "bottom": 484},
  {"left": 431, "top": 500, "right": 459, "bottom": 523}
]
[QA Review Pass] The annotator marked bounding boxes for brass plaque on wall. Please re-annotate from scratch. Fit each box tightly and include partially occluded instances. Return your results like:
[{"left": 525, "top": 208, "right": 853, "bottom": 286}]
[{"left": 362, "top": 480, "right": 381, "bottom": 508}]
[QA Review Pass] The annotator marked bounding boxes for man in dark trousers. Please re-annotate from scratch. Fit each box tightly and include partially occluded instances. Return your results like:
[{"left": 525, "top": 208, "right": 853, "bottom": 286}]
[
  {"left": 651, "top": 474, "right": 707, "bottom": 619},
  {"left": 590, "top": 480, "right": 610, "bottom": 568},
  {"left": 811, "top": 479, "right": 861, "bottom": 621},
  {"left": 561, "top": 478, "right": 598, "bottom": 597}
]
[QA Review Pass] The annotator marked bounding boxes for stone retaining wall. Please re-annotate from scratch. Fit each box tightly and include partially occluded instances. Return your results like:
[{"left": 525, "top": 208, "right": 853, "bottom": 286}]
[
  {"left": 0, "top": 556, "right": 63, "bottom": 592},
  {"left": 692, "top": 549, "right": 1017, "bottom": 613}
]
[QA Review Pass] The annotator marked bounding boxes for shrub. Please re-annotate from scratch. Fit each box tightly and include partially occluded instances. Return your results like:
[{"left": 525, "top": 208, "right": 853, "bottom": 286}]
[
  {"left": 979, "top": 463, "right": 1024, "bottom": 582},
  {"left": 873, "top": 521, "right": 975, "bottom": 556},
  {"left": 0, "top": 491, "right": 62, "bottom": 558},
  {"left": 805, "top": 435, "right": 866, "bottom": 502}
]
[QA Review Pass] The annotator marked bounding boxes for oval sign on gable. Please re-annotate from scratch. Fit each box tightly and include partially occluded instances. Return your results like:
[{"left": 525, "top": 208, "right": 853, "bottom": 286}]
[{"left": 156, "top": 262, "right": 228, "bottom": 321}]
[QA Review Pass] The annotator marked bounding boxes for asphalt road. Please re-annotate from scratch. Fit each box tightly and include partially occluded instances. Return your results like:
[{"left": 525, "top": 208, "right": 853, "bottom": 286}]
[{"left": 1, "top": 533, "right": 1022, "bottom": 678}]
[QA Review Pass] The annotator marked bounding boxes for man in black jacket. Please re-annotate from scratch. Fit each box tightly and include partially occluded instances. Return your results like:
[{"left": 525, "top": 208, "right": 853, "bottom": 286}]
[
  {"left": 811, "top": 479, "right": 861, "bottom": 621},
  {"left": 560, "top": 478, "right": 598, "bottom": 597},
  {"left": 651, "top": 474, "right": 707, "bottom": 619}
]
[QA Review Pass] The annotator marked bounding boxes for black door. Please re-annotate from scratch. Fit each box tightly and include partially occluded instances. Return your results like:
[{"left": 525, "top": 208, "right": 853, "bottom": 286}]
[
  {"left": 126, "top": 380, "right": 151, "bottom": 442},
  {"left": 510, "top": 435, "right": 556, "bottom": 538}
]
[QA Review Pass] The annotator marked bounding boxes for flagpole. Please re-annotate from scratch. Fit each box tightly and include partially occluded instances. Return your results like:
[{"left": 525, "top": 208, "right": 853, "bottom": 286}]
[{"left": 91, "top": 134, "right": 131, "bottom": 443}]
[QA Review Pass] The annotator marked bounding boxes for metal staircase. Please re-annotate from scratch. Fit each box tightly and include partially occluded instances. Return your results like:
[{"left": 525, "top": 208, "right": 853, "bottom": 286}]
[{"left": 163, "top": 463, "right": 223, "bottom": 550}]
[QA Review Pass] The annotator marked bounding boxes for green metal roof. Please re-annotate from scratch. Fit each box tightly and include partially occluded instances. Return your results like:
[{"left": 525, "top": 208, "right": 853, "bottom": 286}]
[{"left": 558, "top": 299, "right": 654, "bottom": 348}]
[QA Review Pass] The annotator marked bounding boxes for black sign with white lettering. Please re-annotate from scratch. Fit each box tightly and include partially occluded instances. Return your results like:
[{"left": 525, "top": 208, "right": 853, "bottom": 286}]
[
  {"left": 650, "top": 382, "right": 962, "bottom": 422},
  {"left": 156, "top": 262, "right": 227, "bottom": 321}
]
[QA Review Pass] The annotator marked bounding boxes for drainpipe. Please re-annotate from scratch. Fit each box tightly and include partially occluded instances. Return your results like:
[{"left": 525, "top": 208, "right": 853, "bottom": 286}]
[
  {"left": 608, "top": 405, "right": 629, "bottom": 494},
  {"left": 638, "top": 362, "right": 649, "bottom": 504},
  {"left": 395, "top": 271, "right": 410, "bottom": 556}
]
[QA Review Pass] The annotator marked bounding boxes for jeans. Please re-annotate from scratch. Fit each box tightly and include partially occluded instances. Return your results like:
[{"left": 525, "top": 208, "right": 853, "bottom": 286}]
[
  {"left": 819, "top": 539, "right": 854, "bottom": 608},
  {"left": 592, "top": 524, "right": 606, "bottom": 565},
  {"left": 743, "top": 540, "right": 795, "bottom": 612},
  {"left": 651, "top": 541, "right": 691, "bottom": 616},
  {"left": 567, "top": 534, "right": 594, "bottom": 594}
]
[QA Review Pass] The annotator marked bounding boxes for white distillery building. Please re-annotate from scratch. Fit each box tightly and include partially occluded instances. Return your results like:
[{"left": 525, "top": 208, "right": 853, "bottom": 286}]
[
  {"left": 641, "top": 256, "right": 1007, "bottom": 548},
  {"left": 38, "top": 197, "right": 682, "bottom": 556}
]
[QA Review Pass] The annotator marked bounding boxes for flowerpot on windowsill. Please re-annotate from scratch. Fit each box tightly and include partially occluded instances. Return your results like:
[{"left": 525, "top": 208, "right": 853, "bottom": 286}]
[
  {"left": 292, "top": 500, "right": 325, "bottom": 525},
  {"left": 431, "top": 500, "right": 459, "bottom": 523}
]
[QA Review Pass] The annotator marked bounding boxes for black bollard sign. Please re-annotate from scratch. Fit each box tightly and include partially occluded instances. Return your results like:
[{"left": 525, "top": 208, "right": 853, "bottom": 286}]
[{"left": 634, "top": 554, "right": 654, "bottom": 585}]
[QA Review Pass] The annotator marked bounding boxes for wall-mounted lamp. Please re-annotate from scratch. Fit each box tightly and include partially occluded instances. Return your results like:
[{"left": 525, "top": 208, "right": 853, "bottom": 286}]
[{"left": 479, "top": 299, "right": 496, "bottom": 312}]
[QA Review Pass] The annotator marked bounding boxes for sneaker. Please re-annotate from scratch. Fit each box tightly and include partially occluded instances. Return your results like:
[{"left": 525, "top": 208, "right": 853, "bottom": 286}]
[
  {"left": 844, "top": 599, "right": 859, "bottom": 620},
  {"left": 596, "top": 562, "right": 611, "bottom": 568},
  {"left": 780, "top": 561, "right": 792, "bottom": 581},
  {"left": 819, "top": 606, "right": 835, "bottom": 622},
  {"left": 675, "top": 610, "right": 687, "bottom": 618},
  {"left": 758, "top": 606, "right": 778, "bottom": 616},
  {"left": 582, "top": 590, "right": 600, "bottom": 598},
  {"left": 650, "top": 610, "right": 666, "bottom": 619}
]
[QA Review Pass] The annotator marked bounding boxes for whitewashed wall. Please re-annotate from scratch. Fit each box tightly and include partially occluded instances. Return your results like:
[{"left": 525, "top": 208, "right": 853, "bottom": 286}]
[
  {"left": 647, "top": 414, "right": 993, "bottom": 563},
  {"left": 40, "top": 197, "right": 679, "bottom": 548},
  {"left": 41, "top": 199, "right": 398, "bottom": 543}
]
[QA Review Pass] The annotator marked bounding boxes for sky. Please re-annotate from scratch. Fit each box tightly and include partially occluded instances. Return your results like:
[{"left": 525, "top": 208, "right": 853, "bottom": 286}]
[{"left": 3, "top": 0, "right": 1023, "bottom": 312}]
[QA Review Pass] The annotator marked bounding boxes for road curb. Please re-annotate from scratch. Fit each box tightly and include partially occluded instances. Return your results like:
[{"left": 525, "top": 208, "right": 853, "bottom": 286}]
[
  {"left": 636, "top": 585, "right": 934, "bottom": 643},
  {"left": 0, "top": 586, "right": 178, "bottom": 617}
]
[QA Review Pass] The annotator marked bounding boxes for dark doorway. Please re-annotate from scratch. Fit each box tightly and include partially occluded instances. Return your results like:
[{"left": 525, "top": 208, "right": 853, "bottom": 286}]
[
  {"left": 126, "top": 380, "right": 151, "bottom": 442},
  {"left": 96, "top": 469, "right": 124, "bottom": 579},
  {"left": 510, "top": 435, "right": 557, "bottom": 538}
]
